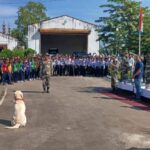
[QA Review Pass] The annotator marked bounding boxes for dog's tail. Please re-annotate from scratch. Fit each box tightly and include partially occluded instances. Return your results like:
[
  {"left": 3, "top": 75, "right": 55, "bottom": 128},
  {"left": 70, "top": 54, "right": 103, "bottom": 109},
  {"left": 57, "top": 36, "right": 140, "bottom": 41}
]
[{"left": 5, "top": 123, "right": 21, "bottom": 129}]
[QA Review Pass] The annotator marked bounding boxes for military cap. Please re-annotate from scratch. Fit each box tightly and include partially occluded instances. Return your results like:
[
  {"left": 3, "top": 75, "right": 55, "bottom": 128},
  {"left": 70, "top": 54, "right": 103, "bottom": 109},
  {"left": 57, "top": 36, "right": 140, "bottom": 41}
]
[
  {"left": 111, "top": 55, "right": 116, "bottom": 58},
  {"left": 45, "top": 53, "right": 49, "bottom": 56},
  {"left": 129, "top": 52, "right": 134, "bottom": 54},
  {"left": 124, "top": 51, "right": 128, "bottom": 54}
]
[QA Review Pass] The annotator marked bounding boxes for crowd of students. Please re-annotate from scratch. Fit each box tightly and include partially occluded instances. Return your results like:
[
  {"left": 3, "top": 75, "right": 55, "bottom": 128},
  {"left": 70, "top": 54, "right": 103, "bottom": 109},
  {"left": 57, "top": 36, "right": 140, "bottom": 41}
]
[
  {"left": 0, "top": 56, "right": 41, "bottom": 85},
  {"left": 0, "top": 53, "right": 149, "bottom": 88},
  {"left": 0, "top": 54, "right": 112, "bottom": 85},
  {"left": 52, "top": 54, "right": 110, "bottom": 77}
]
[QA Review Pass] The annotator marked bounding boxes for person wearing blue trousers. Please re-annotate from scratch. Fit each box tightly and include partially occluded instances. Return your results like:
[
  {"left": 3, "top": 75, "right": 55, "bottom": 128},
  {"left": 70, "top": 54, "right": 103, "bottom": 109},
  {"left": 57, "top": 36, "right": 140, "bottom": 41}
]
[
  {"left": 133, "top": 55, "right": 144, "bottom": 101},
  {"left": 25, "top": 61, "right": 31, "bottom": 80}
]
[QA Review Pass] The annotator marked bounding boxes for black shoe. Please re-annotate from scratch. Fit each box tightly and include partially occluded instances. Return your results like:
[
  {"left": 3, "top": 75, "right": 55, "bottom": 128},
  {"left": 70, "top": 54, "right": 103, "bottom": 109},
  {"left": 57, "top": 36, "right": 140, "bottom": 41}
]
[
  {"left": 43, "top": 87, "right": 46, "bottom": 92},
  {"left": 47, "top": 87, "right": 50, "bottom": 93},
  {"left": 133, "top": 97, "right": 141, "bottom": 102},
  {"left": 111, "top": 88, "right": 116, "bottom": 93},
  {"left": 136, "top": 98, "right": 142, "bottom": 102}
]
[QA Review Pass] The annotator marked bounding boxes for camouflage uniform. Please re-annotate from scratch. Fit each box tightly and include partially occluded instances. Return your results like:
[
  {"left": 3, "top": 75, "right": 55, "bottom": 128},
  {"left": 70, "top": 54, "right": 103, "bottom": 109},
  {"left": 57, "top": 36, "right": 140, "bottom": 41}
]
[
  {"left": 120, "top": 57, "right": 129, "bottom": 81},
  {"left": 40, "top": 59, "right": 53, "bottom": 93},
  {"left": 111, "top": 59, "right": 119, "bottom": 92},
  {"left": 145, "top": 55, "right": 150, "bottom": 89}
]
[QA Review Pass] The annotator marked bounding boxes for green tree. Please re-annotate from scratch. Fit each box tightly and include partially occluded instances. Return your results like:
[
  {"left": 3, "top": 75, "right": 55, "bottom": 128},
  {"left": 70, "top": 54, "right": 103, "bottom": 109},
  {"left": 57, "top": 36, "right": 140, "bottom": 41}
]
[
  {"left": 0, "top": 49, "right": 13, "bottom": 58},
  {"left": 13, "top": 49, "right": 25, "bottom": 58},
  {"left": 24, "top": 48, "right": 36, "bottom": 57},
  {"left": 96, "top": 0, "right": 145, "bottom": 54},
  {"left": 140, "top": 7, "right": 150, "bottom": 54},
  {"left": 11, "top": 1, "right": 49, "bottom": 47}
]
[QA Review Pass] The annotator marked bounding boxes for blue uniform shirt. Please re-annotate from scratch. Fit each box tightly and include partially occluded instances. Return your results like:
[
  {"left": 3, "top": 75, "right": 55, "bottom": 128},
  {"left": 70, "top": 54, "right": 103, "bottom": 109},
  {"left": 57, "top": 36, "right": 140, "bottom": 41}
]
[{"left": 134, "top": 61, "right": 143, "bottom": 79}]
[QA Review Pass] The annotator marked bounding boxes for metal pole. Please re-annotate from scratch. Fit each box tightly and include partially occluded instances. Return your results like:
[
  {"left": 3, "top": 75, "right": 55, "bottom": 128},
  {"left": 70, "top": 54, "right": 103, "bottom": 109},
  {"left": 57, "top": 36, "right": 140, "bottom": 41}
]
[
  {"left": 139, "top": 31, "right": 141, "bottom": 56},
  {"left": 139, "top": 0, "right": 142, "bottom": 56},
  {"left": 34, "top": 26, "right": 36, "bottom": 52}
]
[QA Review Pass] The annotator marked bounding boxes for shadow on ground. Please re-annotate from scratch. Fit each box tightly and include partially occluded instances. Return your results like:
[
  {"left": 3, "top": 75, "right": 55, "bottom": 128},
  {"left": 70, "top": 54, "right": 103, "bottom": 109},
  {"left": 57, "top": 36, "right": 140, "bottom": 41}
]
[
  {"left": 22, "top": 91, "right": 43, "bottom": 94},
  {"left": 0, "top": 119, "right": 11, "bottom": 126},
  {"left": 12, "top": 90, "right": 43, "bottom": 94},
  {"left": 77, "top": 86, "right": 150, "bottom": 112},
  {"left": 93, "top": 96, "right": 112, "bottom": 100},
  {"left": 127, "top": 147, "right": 150, "bottom": 150},
  {"left": 77, "top": 86, "right": 111, "bottom": 94},
  {"left": 121, "top": 105, "right": 150, "bottom": 111}
]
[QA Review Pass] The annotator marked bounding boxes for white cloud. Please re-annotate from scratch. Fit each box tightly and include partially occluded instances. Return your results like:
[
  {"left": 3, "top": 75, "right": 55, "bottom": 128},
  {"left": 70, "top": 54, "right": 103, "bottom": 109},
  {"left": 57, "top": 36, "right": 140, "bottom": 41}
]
[{"left": 0, "top": 5, "right": 17, "bottom": 17}]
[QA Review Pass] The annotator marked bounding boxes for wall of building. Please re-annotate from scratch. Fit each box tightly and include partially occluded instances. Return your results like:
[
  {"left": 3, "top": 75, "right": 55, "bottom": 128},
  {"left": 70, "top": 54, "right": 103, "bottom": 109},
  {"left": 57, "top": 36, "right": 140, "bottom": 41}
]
[
  {"left": 28, "top": 24, "right": 41, "bottom": 54},
  {"left": 0, "top": 33, "right": 18, "bottom": 50},
  {"left": 40, "top": 16, "right": 93, "bottom": 30},
  {"left": 88, "top": 28, "right": 99, "bottom": 55},
  {"left": 28, "top": 16, "right": 99, "bottom": 54}
]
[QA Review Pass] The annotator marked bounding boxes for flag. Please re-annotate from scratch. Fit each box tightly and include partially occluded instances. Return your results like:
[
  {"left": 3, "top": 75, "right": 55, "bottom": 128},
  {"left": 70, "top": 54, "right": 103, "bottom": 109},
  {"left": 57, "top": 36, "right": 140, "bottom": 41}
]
[{"left": 138, "top": 1, "right": 143, "bottom": 32}]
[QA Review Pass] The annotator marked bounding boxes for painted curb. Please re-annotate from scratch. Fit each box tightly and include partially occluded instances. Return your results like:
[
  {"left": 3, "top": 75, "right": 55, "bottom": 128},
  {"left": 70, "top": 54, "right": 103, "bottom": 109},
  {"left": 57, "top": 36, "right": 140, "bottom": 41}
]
[{"left": 0, "top": 87, "right": 7, "bottom": 106}]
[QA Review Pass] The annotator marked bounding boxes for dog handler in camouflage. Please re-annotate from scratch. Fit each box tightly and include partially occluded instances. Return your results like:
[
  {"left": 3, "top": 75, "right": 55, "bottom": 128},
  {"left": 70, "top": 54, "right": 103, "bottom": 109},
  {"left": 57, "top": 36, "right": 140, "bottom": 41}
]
[{"left": 40, "top": 54, "right": 53, "bottom": 93}]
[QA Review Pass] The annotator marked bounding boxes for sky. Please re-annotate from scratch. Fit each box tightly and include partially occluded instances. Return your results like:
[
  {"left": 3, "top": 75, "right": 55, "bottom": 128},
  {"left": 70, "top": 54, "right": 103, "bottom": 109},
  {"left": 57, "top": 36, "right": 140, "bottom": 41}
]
[{"left": 0, "top": 0, "right": 150, "bottom": 30}]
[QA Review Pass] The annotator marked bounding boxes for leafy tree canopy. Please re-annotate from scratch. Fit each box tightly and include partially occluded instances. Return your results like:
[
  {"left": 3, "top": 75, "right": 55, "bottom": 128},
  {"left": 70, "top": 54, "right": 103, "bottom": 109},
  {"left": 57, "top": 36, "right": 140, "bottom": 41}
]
[
  {"left": 96, "top": 0, "right": 150, "bottom": 55},
  {"left": 0, "top": 48, "right": 36, "bottom": 58},
  {"left": 11, "top": 1, "right": 49, "bottom": 47}
]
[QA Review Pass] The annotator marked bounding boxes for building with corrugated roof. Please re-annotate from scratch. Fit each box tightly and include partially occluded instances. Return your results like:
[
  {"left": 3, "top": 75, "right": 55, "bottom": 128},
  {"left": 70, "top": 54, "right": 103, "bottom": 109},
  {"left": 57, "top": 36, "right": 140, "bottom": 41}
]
[{"left": 28, "top": 15, "right": 99, "bottom": 55}]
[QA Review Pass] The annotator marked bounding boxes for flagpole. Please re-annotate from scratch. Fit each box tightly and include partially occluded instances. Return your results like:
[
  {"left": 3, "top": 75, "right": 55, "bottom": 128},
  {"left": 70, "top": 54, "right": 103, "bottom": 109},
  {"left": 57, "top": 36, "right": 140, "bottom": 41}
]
[
  {"left": 139, "top": 31, "right": 141, "bottom": 56},
  {"left": 138, "top": 0, "right": 142, "bottom": 56}
]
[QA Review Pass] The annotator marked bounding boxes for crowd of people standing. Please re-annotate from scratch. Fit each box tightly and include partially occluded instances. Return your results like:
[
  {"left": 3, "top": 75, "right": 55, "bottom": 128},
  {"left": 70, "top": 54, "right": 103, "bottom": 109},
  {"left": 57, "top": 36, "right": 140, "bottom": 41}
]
[
  {"left": 0, "top": 54, "right": 112, "bottom": 85},
  {"left": 0, "top": 52, "right": 150, "bottom": 97},
  {"left": 0, "top": 56, "right": 41, "bottom": 85},
  {"left": 52, "top": 54, "right": 110, "bottom": 77},
  {"left": 110, "top": 52, "right": 150, "bottom": 100}
]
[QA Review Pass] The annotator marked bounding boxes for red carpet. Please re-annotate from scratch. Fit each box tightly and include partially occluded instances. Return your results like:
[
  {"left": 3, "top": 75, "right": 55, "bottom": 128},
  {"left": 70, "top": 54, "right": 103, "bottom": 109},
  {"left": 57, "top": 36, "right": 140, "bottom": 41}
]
[{"left": 103, "top": 92, "right": 150, "bottom": 112}]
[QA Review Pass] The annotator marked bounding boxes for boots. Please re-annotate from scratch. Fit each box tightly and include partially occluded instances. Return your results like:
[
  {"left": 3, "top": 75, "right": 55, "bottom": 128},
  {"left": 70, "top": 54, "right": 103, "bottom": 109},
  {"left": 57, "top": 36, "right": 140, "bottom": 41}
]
[
  {"left": 43, "top": 85, "right": 46, "bottom": 92},
  {"left": 47, "top": 87, "right": 50, "bottom": 93}
]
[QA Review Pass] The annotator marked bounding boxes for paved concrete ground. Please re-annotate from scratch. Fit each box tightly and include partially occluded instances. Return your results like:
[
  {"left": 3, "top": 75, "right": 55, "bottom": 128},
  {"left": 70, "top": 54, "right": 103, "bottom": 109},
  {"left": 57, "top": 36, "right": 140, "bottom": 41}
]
[
  {"left": 0, "top": 85, "right": 7, "bottom": 106},
  {"left": 0, "top": 77, "right": 150, "bottom": 150},
  {"left": 0, "top": 85, "right": 5, "bottom": 99}
]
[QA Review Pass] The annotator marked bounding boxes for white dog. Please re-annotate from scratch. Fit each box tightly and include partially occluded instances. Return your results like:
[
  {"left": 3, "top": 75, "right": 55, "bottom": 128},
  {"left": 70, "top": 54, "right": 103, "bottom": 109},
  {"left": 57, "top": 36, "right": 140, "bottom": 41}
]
[{"left": 5, "top": 90, "right": 27, "bottom": 129}]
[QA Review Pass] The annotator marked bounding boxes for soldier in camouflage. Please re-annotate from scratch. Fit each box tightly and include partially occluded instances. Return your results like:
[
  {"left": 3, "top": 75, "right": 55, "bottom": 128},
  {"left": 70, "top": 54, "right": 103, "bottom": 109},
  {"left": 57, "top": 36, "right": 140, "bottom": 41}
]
[
  {"left": 110, "top": 57, "right": 119, "bottom": 92},
  {"left": 145, "top": 53, "right": 150, "bottom": 89},
  {"left": 40, "top": 54, "right": 53, "bottom": 93},
  {"left": 120, "top": 52, "right": 129, "bottom": 81}
]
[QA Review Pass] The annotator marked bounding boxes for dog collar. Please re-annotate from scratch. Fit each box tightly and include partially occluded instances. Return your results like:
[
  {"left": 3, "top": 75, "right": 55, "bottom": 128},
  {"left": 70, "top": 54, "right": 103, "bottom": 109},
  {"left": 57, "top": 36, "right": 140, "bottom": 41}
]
[{"left": 15, "top": 98, "right": 24, "bottom": 101}]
